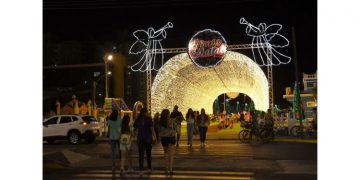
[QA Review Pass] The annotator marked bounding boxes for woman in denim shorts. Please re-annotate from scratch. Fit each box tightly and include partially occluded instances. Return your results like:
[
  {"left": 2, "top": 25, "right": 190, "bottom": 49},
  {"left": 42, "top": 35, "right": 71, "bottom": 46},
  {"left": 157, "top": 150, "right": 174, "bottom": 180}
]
[{"left": 159, "top": 109, "right": 178, "bottom": 174}]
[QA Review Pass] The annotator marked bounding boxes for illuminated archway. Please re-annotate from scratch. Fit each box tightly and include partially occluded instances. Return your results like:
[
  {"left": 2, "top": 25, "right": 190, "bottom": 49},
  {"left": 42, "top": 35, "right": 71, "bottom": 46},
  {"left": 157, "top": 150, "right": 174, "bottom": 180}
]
[{"left": 151, "top": 51, "right": 269, "bottom": 115}]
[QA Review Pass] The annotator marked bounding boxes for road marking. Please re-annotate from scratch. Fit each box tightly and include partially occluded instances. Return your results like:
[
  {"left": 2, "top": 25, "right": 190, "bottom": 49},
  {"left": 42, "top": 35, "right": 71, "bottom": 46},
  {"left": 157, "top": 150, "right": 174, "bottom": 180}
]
[
  {"left": 70, "top": 170, "right": 254, "bottom": 179},
  {"left": 84, "top": 170, "right": 254, "bottom": 176},
  {"left": 73, "top": 174, "right": 252, "bottom": 180}
]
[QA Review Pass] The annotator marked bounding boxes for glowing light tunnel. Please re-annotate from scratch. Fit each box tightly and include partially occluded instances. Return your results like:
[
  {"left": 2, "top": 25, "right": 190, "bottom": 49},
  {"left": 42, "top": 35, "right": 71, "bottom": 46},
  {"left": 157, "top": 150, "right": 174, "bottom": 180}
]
[{"left": 151, "top": 51, "right": 269, "bottom": 115}]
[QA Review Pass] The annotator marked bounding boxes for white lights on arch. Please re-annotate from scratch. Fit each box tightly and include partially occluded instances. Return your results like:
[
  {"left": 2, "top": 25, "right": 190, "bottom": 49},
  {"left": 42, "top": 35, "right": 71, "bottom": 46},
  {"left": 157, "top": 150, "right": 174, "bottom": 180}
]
[
  {"left": 226, "top": 92, "right": 240, "bottom": 99},
  {"left": 239, "top": 17, "right": 291, "bottom": 66},
  {"left": 151, "top": 51, "right": 269, "bottom": 115},
  {"left": 129, "top": 22, "right": 173, "bottom": 72}
]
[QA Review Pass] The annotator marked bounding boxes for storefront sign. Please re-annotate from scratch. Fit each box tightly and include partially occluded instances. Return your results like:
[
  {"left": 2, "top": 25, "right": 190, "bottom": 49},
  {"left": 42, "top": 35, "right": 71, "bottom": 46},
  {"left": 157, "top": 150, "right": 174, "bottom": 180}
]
[{"left": 188, "top": 29, "right": 227, "bottom": 68}]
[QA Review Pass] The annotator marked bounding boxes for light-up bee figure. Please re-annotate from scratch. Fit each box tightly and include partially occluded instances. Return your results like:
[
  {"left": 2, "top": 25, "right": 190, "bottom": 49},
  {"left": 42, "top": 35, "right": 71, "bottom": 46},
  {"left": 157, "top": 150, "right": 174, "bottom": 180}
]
[
  {"left": 129, "top": 22, "right": 173, "bottom": 72},
  {"left": 239, "top": 17, "right": 291, "bottom": 66}
]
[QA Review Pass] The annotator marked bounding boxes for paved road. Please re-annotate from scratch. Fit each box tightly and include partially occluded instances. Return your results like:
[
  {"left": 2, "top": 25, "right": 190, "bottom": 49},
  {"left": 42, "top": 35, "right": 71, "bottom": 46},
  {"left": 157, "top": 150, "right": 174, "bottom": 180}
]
[{"left": 44, "top": 139, "right": 316, "bottom": 179}]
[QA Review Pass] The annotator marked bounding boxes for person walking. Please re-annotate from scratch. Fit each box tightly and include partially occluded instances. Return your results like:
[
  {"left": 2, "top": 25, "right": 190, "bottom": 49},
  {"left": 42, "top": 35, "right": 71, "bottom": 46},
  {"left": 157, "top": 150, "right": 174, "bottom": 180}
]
[
  {"left": 153, "top": 112, "right": 160, "bottom": 143},
  {"left": 196, "top": 108, "right": 210, "bottom": 147},
  {"left": 159, "top": 109, "right": 178, "bottom": 174},
  {"left": 185, "top": 108, "right": 195, "bottom": 148},
  {"left": 133, "top": 108, "right": 157, "bottom": 175},
  {"left": 119, "top": 115, "right": 133, "bottom": 175},
  {"left": 194, "top": 111, "right": 200, "bottom": 134},
  {"left": 107, "top": 110, "right": 122, "bottom": 172},
  {"left": 170, "top": 105, "right": 184, "bottom": 147}
]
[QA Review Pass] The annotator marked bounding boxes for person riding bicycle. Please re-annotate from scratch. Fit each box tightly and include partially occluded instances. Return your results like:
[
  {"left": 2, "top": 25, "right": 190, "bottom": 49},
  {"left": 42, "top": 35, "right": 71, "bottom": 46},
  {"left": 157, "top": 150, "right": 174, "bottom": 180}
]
[{"left": 248, "top": 111, "right": 259, "bottom": 139}]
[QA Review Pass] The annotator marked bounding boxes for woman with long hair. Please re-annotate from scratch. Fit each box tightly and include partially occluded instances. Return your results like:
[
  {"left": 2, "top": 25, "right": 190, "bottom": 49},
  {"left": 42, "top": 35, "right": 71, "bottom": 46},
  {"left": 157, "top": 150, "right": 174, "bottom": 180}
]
[
  {"left": 119, "top": 115, "right": 133, "bottom": 174},
  {"left": 107, "top": 110, "right": 121, "bottom": 172},
  {"left": 196, "top": 108, "right": 210, "bottom": 147},
  {"left": 159, "top": 109, "right": 178, "bottom": 174},
  {"left": 133, "top": 108, "right": 157, "bottom": 175},
  {"left": 153, "top": 112, "right": 160, "bottom": 143},
  {"left": 185, "top": 108, "right": 195, "bottom": 148}
]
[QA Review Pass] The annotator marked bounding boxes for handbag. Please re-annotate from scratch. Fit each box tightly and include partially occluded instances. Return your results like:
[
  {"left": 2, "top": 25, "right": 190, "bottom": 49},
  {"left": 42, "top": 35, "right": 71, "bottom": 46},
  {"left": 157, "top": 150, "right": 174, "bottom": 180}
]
[{"left": 120, "top": 133, "right": 131, "bottom": 145}]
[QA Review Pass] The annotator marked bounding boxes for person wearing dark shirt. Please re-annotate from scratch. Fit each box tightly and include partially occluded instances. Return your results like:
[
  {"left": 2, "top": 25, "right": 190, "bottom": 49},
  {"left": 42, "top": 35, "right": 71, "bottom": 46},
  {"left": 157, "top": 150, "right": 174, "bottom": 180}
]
[
  {"left": 133, "top": 108, "right": 157, "bottom": 175},
  {"left": 170, "top": 105, "right": 185, "bottom": 147},
  {"left": 196, "top": 108, "right": 210, "bottom": 147}
]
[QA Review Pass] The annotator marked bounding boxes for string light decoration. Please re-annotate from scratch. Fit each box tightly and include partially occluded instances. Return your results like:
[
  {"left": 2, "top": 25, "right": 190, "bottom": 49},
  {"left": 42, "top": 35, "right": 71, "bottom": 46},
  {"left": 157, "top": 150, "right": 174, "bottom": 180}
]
[
  {"left": 239, "top": 17, "right": 291, "bottom": 66},
  {"left": 151, "top": 51, "right": 269, "bottom": 115},
  {"left": 129, "top": 22, "right": 173, "bottom": 72}
]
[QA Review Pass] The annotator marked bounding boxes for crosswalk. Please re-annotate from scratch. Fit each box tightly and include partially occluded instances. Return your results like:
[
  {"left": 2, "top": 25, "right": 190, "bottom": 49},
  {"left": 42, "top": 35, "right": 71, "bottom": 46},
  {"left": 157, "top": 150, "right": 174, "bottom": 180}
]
[
  {"left": 66, "top": 170, "right": 254, "bottom": 180},
  {"left": 142, "top": 142, "right": 253, "bottom": 158}
]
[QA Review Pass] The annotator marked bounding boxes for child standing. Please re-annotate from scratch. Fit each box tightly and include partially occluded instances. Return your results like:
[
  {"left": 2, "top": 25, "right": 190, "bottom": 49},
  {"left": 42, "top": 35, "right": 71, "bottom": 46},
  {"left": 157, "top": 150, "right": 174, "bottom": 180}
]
[{"left": 119, "top": 115, "right": 133, "bottom": 174}]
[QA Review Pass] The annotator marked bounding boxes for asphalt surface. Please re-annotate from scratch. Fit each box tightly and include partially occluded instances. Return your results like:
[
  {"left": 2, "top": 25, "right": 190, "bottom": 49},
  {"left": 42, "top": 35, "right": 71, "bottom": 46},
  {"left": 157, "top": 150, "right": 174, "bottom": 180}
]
[{"left": 43, "top": 136, "right": 317, "bottom": 180}]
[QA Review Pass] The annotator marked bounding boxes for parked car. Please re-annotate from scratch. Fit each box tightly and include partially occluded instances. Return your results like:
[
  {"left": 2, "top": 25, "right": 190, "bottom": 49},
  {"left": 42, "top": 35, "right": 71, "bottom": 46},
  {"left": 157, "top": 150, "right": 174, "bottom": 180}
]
[
  {"left": 79, "top": 115, "right": 101, "bottom": 142},
  {"left": 43, "top": 115, "right": 100, "bottom": 144}
]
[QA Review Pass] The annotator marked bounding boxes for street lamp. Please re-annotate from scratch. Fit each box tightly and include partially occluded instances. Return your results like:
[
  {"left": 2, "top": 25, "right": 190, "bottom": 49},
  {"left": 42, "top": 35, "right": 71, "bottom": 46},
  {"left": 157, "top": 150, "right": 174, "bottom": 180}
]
[{"left": 104, "top": 54, "right": 113, "bottom": 98}]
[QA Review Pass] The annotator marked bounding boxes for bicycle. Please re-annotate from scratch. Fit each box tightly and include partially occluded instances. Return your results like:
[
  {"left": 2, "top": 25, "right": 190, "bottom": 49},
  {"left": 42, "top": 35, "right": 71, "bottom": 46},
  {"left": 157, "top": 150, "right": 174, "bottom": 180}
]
[
  {"left": 238, "top": 121, "right": 262, "bottom": 143},
  {"left": 259, "top": 124, "right": 275, "bottom": 143},
  {"left": 290, "top": 124, "right": 317, "bottom": 138}
]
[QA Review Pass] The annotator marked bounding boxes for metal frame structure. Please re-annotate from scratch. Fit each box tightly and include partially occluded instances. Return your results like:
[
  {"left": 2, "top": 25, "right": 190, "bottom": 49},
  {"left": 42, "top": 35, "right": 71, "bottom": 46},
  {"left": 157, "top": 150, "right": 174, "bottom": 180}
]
[{"left": 146, "top": 68, "right": 152, "bottom": 113}]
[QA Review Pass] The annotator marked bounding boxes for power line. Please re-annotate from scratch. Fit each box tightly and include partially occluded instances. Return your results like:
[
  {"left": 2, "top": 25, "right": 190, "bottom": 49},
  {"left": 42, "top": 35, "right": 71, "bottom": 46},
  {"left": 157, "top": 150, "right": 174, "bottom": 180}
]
[{"left": 43, "top": 63, "right": 104, "bottom": 70}]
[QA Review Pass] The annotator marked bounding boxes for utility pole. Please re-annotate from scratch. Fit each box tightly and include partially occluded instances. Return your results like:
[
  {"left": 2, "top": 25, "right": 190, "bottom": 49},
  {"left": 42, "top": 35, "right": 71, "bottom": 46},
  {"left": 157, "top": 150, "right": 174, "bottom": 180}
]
[
  {"left": 93, "top": 72, "right": 100, "bottom": 110},
  {"left": 105, "top": 62, "right": 109, "bottom": 98},
  {"left": 104, "top": 54, "right": 113, "bottom": 98},
  {"left": 92, "top": 81, "right": 96, "bottom": 108}
]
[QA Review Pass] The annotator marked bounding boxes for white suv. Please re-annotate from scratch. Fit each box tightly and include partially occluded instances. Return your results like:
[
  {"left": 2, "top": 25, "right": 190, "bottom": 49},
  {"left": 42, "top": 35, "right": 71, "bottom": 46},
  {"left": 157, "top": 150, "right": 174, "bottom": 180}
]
[{"left": 43, "top": 115, "right": 100, "bottom": 144}]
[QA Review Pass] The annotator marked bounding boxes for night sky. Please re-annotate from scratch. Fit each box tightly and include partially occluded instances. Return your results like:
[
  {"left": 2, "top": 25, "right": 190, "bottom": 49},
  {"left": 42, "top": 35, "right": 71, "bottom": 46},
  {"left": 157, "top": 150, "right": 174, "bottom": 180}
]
[{"left": 43, "top": 0, "right": 317, "bottom": 109}]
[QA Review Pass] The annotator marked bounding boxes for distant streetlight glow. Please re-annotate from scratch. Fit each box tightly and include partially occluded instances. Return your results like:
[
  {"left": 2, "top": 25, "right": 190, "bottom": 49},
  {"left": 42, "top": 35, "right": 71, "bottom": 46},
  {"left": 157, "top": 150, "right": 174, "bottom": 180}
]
[
  {"left": 107, "top": 55, "right": 113, "bottom": 61},
  {"left": 103, "top": 53, "right": 113, "bottom": 98}
]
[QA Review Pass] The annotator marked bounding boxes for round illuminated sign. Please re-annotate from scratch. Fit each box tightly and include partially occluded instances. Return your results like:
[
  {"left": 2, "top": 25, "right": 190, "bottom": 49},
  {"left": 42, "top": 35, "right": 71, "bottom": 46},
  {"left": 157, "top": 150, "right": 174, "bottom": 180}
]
[{"left": 188, "top": 29, "right": 227, "bottom": 68}]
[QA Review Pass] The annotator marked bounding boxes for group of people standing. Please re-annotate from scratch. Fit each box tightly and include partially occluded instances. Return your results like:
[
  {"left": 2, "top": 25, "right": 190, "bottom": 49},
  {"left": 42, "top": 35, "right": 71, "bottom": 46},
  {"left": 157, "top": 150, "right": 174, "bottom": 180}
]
[{"left": 107, "top": 105, "right": 210, "bottom": 175}]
